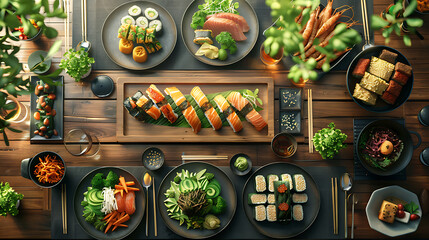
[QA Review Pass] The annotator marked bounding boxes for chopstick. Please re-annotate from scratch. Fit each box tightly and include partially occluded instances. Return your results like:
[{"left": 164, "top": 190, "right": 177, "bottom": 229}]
[
  {"left": 335, "top": 177, "right": 338, "bottom": 235},
  {"left": 307, "top": 89, "right": 313, "bottom": 153},
  {"left": 152, "top": 176, "right": 157, "bottom": 237},
  {"left": 360, "top": 0, "right": 370, "bottom": 45},
  {"left": 181, "top": 155, "right": 228, "bottom": 160},
  {"left": 61, "top": 184, "right": 67, "bottom": 234},
  {"left": 331, "top": 178, "right": 336, "bottom": 234}
]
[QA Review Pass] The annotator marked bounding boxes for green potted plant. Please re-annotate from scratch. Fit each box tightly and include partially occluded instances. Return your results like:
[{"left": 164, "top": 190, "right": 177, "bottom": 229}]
[
  {"left": 60, "top": 48, "right": 95, "bottom": 82},
  {"left": 0, "top": 182, "right": 24, "bottom": 217},
  {"left": 371, "top": 0, "right": 424, "bottom": 46},
  {"left": 0, "top": 0, "right": 66, "bottom": 146}
]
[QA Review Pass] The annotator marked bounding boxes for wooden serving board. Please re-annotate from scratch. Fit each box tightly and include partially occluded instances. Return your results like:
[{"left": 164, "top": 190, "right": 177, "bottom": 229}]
[{"left": 116, "top": 77, "right": 274, "bottom": 142}]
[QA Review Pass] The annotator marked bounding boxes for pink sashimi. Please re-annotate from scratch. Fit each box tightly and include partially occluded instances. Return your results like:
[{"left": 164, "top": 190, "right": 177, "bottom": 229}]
[
  {"left": 206, "top": 13, "right": 249, "bottom": 32},
  {"left": 203, "top": 17, "right": 247, "bottom": 41},
  {"left": 115, "top": 193, "right": 126, "bottom": 213},
  {"left": 124, "top": 191, "right": 136, "bottom": 215}
]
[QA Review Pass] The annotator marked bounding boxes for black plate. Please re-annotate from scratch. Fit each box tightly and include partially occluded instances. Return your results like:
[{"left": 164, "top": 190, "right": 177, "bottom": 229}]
[
  {"left": 30, "top": 76, "right": 64, "bottom": 142},
  {"left": 242, "top": 162, "right": 320, "bottom": 239},
  {"left": 346, "top": 45, "right": 413, "bottom": 112},
  {"left": 356, "top": 119, "right": 421, "bottom": 176},
  {"left": 181, "top": 0, "right": 259, "bottom": 66},
  {"left": 157, "top": 162, "right": 237, "bottom": 239},
  {"left": 73, "top": 167, "right": 145, "bottom": 240},
  {"left": 101, "top": 1, "right": 177, "bottom": 70}
]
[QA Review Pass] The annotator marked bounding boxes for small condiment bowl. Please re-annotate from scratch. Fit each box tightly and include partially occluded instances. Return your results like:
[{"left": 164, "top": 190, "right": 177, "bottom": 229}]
[
  {"left": 271, "top": 132, "right": 298, "bottom": 158},
  {"left": 142, "top": 147, "right": 164, "bottom": 170},
  {"left": 230, "top": 153, "right": 252, "bottom": 176}
]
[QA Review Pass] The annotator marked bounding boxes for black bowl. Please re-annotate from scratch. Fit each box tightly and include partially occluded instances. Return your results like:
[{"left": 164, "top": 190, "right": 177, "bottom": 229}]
[
  {"left": 346, "top": 45, "right": 413, "bottom": 113},
  {"left": 230, "top": 153, "right": 252, "bottom": 176},
  {"left": 142, "top": 147, "right": 164, "bottom": 170},
  {"left": 356, "top": 119, "right": 421, "bottom": 176}
]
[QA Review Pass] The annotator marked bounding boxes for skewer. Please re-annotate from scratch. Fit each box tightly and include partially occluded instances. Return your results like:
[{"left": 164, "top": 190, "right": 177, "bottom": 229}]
[{"left": 62, "top": 184, "right": 67, "bottom": 234}]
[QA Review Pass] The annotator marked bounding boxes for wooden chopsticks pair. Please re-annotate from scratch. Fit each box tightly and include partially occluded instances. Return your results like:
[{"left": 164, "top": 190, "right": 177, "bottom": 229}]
[
  {"left": 61, "top": 184, "right": 67, "bottom": 235},
  {"left": 308, "top": 89, "right": 314, "bottom": 153},
  {"left": 331, "top": 178, "right": 338, "bottom": 235},
  {"left": 181, "top": 154, "right": 228, "bottom": 163}
]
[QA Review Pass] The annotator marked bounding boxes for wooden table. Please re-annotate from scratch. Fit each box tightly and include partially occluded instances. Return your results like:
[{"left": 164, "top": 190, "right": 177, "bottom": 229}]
[{"left": 1, "top": 0, "right": 429, "bottom": 239}]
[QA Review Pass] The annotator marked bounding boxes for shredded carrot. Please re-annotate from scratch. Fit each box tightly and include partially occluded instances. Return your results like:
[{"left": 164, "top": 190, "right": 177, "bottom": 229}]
[
  {"left": 106, "top": 211, "right": 118, "bottom": 224},
  {"left": 115, "top": 185, "right": 140, "bottom": 191},
  {"left": 119, "top": 176, "right": 128, "bottom": 193},
  {"left": 33, "top": 154, "right": 64, "bottom": 184},
  {"left": 104, "top": 222, "right": 113, "bottom": 233},
  {"left": 116, "top": 224, "right": 128, "bottom": 227},
  {"left": 125, "top": 181, "right": 135, "bottom": 186},
  {"left": 112, "top": 225, "right": 119, "bottom": 231},
  {"left": 113, "top": 214, "right": 130, "bottom": 225},
  {"left": 103, "top": 212, "right": 113, "bottom": 221}
]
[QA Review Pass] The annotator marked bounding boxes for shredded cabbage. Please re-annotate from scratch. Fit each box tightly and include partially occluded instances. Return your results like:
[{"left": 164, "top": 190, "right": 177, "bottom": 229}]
[{"left": 101, "top": 187, "right": 117, "bottom": 214}]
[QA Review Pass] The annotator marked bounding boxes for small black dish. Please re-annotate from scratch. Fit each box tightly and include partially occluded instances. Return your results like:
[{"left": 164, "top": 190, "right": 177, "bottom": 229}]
[
  {"left": 230, "top": 153, "right": 252, "bottom": 176},
  {"left": 420, "top": 147, "right": 429, "bottom": 167},
  {"left": 418, "top": 105, "right": 429, "bottom": 126},
  {"left": 142, "top": 147, "right": 164, "bottom": 170},
  {"left": 279, "top": 88, "right": 302, "bottom": 110},
  {"left": 91, "top": 75, "right": 114, "bottom": 98},
  {"left": 279, "top": 111, "right": 301, "bottom": 134}
]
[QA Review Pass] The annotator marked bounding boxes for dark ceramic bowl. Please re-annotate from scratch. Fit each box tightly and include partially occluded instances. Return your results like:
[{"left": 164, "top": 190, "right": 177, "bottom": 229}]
[
  {"left": 271, "top": 132, "right": 297, "bottom": 158},
  {"left": 20, "top": 151, "right": 66, "bottom": 188},
  {"left": 142, "top": 147, "right": 165, "bottom": 170},
  {"left": 230, "top": 153, "right": 252, "bottom": 176}
]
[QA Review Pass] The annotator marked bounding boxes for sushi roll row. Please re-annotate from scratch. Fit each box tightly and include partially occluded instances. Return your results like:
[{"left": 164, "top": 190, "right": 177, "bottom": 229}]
[
  {"left": 248, "top": 193, "right": 276, "bottom": 205},
  {"left": 254, "top": 205, "right": 277, "bottom": 222},
  {"left": 122, "top": 6, "right": 162, "bottom": 32},
  {"left": 253, "top": 173, "right": 306, "bottom": 193}
]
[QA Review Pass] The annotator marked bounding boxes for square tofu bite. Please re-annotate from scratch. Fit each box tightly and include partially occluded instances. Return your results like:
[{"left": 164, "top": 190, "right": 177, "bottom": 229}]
[
  {"left": 360, "top": 72, "right": 389, "bottom": 95},
  {"left": 386, "top": 80, "right": 402, "bottom": 97},
  {"left": 379, "top": 49, "right": 398, "bottom": 64},
  {"left": 353, "top": 83, "right": 377, "bottom": 106},
  {"left": 368, "top": 56, "right": 395, "bottom": 81},
  {"left": 378, "top": 200, "right": 398, "bottom": 224},
  {"left": 352, "top": 58, "right": 370, "bottom": 78},
  {"left": 395, "top": 62, "right": 412, "bottom": 77}
]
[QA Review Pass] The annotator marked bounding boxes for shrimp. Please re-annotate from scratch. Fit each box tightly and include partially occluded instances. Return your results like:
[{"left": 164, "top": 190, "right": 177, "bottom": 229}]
[
  {"left": 320, "top": 0, "right": 334, "bottom": 26},
  {"left": 305, "top": 26, "right": 336, "bottom": 58},
  {"left": 304, "top": 9, "right": 323, "bottom": 51},
  {"left": 302, "top": 7, "right": 320, "bottom": 45},
  {"left": 315, "top": 12, "right": 342, "bottom": 37}
]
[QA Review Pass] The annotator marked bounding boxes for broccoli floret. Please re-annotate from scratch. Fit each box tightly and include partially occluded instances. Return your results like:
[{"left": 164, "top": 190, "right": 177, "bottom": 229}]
[
  {"left": 174, "top": 175, "right": 181, "bottom": 184},
  {"left": 203, "top": 173, "right": 214, "bottom": 180},
  {"left": 91, "top": 173, "right": 105, "bottom": 190},
  {"left": 103, "top": 171, "right": 119, "bottom": 188},
  {"left": 85, "top": 212, "right": 96, "bottom": 224},
  {"left": 94, "top": 216, "right": 107, "bottom": 231},
  {"left": 81, "top": 200, "right": 88, "bottom": 207},
  {"left": 210, "top": 196, "right": 227, "bottom": 214}
]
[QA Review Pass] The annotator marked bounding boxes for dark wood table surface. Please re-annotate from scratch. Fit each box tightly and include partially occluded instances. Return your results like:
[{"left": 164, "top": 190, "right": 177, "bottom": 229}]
[{"left": 1, "top": 0, "right": 429, "bottom": 238}]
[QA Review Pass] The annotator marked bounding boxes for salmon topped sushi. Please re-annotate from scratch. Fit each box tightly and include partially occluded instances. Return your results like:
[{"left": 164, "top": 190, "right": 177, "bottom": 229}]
[
  {"left": 203, "top": 17, "right": 247, "bottom": 41},
  {"left": 213, "top": 95, "right": 243, "bottom": 133},
  {"left": 146, "top": 84, "right": 178, "bottom": 124},
  {"left": 227, "top": 92, "right": 267, "bottom": 131},
  {"left": 164, "top": 87, "right": 201, "bottom": 133},
  {"left": 190, "top": 86, "right": 222, "bottom": 130},
  {"left": 134, "top": 92, "right": 161, "bottom": 120}
]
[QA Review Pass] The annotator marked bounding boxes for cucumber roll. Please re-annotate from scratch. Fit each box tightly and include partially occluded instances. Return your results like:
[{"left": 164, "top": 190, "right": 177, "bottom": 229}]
[
  {"left": 255, "top": 175, "right": 266, "bottom": 192},
  {"left": 136, "top": 16, "right": 149, "bottom": 28},
  {"left": 248, "top": 194, "right": 267, "bottom": 205},
  {"left": 128, "top": 5, "right": 141, "bottom": 17},
  {"left": 121, "top": 16, "right": 135, "bottom": 25},
  {"left": 266, "top": 205, "right": 277, "bottom": 222},
  {"left": 254, "top": 205, "right": 266, "bottom": 221},
  {"left": 144, "top": 8, "right": 158, "bottom": 20},
  {"left": 149, "top": 20, "right": 162, "bottom": 32}
]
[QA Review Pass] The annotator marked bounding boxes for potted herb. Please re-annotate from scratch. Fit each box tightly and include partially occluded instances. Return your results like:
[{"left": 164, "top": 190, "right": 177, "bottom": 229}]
[
  {"left": 60, "top": 48, "right": 95, "bottom": 82},
  {"left": 0, "top": 182, "right": 24, "bottom": 217},
  {"left": 372, "top": 0, "right": 424, "bottom": 46},
  {"left": 312, "top": 122, "right": 347, "bottom": 159}
]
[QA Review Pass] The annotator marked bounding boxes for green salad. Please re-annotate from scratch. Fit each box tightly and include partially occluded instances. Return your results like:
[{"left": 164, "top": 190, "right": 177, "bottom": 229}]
[{"left": 164, "top": 169, "right": 227, "bottom": 230}]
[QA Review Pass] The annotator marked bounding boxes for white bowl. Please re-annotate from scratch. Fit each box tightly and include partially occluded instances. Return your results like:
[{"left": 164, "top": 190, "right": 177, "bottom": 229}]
[{"left": 366, "top": 185, "right": 422, "bottom": 237}]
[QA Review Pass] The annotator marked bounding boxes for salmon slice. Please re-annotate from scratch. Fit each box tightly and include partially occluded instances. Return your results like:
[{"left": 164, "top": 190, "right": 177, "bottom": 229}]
[
  {"left": 146, "top": 84, "right": 178, "bottom": 124},
  {"left": 124, "top": 191, "right": 136, "bottom": 215},
  {"left": 136, "top": 95, "right": 161, "bottom": 120},
  {"left": 203, "top": 17, "right": 247, "bottom": 41},
  {"left": 190, "top": 86, "right": 222, "bottom": 130},
  {"left": 213, "top": 95, "right": 243, "bottom": 132},
  {"left": 115, "top": 193, "right": 126, "bottom": 213},
  {"left": 207, "top": 13, "right": 249, "bottom": 32},
  {"left": 227, "top": 92, "right": 267, "bottom": 131},
  {"left": 165, "top": 87, "right": 201, "bottom": 133}
]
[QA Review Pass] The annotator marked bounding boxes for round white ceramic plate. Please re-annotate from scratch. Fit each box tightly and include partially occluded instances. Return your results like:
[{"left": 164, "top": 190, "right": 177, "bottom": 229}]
[{"left": 366, "top": 185, "right": 422, "bottom": 237}]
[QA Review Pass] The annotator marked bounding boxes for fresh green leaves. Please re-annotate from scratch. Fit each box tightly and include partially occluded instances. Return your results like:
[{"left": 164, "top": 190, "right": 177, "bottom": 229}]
[
  {"left": 0, "top": 182, "right": 24, "bottom": 217},
  {"left": 312, "top": 122, "right": 347, "bottom": 159},
  {"left": 190, "top": 10, "right": 207, "bottom": 30},
  {"left": 59, "top": 48, "right": 95, "bottom": 82},
  {"left": 215, "top": 31, "right": 237, "bottom": 58},
  {"left": 243, "top": 88, "right": 263, "bottom": 111},
  {"left": 198, "top": 0, "right": 239, "bottom": 15},
  {"left": 404, "top": 201, "right": 420, "bottom": 214}
]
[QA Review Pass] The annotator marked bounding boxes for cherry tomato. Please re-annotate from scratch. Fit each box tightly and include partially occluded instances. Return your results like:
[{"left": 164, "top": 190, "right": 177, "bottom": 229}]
[
  {"left": 33, "top": 111, "right": 40, "bottom": 121},
  {"left": 396, "top": 210, "right": 405, "bottom": 218},
  {"left": 43, "top": 118, "right": 49, "bottom": 126},
  {"left": 410, "top": 214, "right": 420, "bottom": 221},
  {"left": 397, "top": 204, "right": 404, "bottom": 211}
]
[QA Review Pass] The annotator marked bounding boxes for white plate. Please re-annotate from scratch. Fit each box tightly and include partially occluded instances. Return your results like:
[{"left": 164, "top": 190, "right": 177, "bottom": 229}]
[{"left": 366, "top": 185, "right": 422, "bottom": 237}]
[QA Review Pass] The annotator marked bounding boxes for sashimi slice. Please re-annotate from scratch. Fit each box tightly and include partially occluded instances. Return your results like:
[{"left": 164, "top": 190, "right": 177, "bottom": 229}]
[
  {"left": 227, "top": 92, "right": 267, "bottom": 131},
  {"left": 203, "top": 17, "right": 247, "bottom": 41},
  {"left": 206, "top": 13, "right": 249, "bottom": 32},
  {"left": 190, "top": 86, "right": 222, "bottom": 130},
  {"left": 165, "top": 87, "right": 201, "bottom": 133},
  {"left": 115, "top": 193, "right": 126, "bottom": 213},
  {"left": 213, "top": 95, "right": 243, "bottom": 132},
  {"left": 124, "top": 191, "right": 136, "bottom": 215}
]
